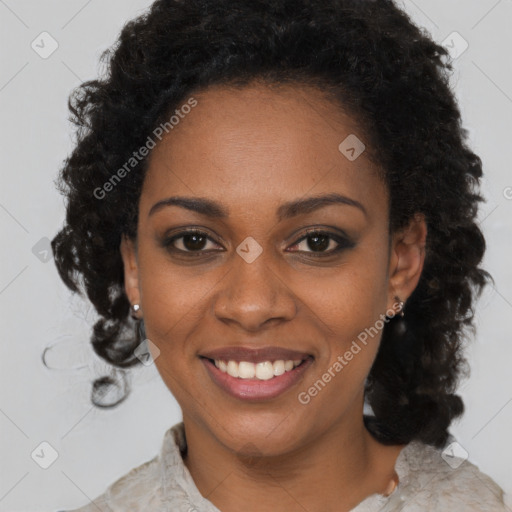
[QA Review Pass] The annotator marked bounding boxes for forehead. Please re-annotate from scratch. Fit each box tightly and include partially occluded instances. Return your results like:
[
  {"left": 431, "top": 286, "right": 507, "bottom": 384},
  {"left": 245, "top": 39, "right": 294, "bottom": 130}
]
[{"left": 140, "top": 82, "right": 387, "bottom": 220}]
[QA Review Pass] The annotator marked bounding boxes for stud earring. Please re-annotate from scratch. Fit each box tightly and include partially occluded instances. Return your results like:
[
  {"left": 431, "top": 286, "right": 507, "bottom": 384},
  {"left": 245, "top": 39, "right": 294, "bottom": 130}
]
[{"left": 131, "top": 303, "right": 141, "bottom": 318}]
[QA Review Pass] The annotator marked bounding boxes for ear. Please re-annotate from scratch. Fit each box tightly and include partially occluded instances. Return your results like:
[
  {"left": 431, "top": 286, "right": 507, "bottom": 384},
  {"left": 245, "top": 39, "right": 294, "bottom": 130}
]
[
  {"left": 387, "top": 213, "right": 427, "bottom": 313},
  {"left": 120, "top": 235, "right": 141, "bottom": 315}
]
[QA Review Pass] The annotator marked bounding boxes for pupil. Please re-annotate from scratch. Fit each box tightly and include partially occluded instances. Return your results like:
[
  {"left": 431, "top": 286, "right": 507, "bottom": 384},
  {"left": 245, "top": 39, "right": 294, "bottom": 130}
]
[
  {"left": 184, "top": 234, "right": 206, "bottom": 251},
  {"left": 308, "top": 234, "right": 329, "bottom": 252}
]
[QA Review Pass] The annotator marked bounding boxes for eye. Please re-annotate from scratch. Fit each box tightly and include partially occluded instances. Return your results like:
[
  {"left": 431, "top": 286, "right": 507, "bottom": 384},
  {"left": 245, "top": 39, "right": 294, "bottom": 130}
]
[
  {"left": 163, "top": 229, "right": 222, "bottom": 255},
  {"left": 287, "top": 229, "right": 353, "bottom": 257},
  {"left": 162, "top": 227, "right": 354, "bottom": 258}
]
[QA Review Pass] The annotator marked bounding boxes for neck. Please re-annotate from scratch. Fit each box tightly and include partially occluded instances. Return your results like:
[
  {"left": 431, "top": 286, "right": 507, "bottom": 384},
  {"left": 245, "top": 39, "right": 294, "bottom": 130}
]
[{"left": 181, "top": 405, "right": 404, "bottom": 512}]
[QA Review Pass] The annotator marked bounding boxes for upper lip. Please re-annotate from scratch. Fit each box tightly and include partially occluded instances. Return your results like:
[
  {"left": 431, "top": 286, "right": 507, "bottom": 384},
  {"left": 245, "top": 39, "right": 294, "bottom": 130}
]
[{"left": 200, "top": 346, "right": 313, "bottom": 364}]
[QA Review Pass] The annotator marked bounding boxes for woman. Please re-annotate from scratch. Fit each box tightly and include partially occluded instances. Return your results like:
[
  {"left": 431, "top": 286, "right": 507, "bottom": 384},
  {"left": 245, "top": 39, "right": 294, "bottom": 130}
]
[{"left": 51, "top": 0, "right": 508, "bottom": 510}]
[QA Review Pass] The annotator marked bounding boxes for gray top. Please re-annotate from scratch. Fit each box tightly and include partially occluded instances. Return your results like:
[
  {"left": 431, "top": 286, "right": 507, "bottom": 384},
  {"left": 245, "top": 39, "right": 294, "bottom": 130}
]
[{"left": 60, "top": 422, "right": 508, "bottom": 511}]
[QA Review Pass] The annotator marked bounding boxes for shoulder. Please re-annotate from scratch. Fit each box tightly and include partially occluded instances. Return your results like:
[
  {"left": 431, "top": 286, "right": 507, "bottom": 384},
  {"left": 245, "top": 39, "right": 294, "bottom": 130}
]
[
  {"left": 60, "top": 455, "right": 162, "bottom": 511},
  {"left": 57, "top": 422, "right": 191, "bottom": 511},
  {"left": 396, "top": 440, "right": 508, "bottom": 511}
]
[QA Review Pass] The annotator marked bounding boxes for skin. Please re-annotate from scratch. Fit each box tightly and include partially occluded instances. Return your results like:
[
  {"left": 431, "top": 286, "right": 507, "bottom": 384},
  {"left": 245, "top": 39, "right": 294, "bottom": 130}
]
[{"left": 120, "top": 82, "right": 427, "bottom": 512}]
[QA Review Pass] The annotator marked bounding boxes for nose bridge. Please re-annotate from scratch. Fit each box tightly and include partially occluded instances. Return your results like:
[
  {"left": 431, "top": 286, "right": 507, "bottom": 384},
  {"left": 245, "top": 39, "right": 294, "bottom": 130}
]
[{"left": 212, "top": 245, "right": 296, "bottom": 330}]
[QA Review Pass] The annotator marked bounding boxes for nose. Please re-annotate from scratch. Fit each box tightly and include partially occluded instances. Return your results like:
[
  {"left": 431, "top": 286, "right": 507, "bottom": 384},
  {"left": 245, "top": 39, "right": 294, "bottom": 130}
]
[{"left": 212, "top": 250, "right": 297, "bottom": 332}]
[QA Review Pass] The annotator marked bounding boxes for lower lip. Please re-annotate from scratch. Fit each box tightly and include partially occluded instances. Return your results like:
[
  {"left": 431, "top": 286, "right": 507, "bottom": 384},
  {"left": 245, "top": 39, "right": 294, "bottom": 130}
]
[{"left": 200, "top": 357, "right": 314, "bottom": 402}]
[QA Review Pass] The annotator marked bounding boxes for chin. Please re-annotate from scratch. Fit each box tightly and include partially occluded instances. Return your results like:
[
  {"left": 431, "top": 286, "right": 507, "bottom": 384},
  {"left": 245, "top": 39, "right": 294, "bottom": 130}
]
[{"left": 212, "top": 410, "right": 307, "bottom": 456}]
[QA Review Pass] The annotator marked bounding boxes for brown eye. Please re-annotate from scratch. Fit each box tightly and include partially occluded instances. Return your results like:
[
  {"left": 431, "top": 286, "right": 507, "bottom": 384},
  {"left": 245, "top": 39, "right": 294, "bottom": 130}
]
[
  {"left": 162, "top": 227, "right": 354, "bottom": 259},
  {"left": 288, "top": 230, "right": 354, "bottom": 257},
  {"left": 163, "top": 229, "right": 221, "bottom": 254},
  {"left": 301, "top": 233, "right": 332, "bottom": 252}
]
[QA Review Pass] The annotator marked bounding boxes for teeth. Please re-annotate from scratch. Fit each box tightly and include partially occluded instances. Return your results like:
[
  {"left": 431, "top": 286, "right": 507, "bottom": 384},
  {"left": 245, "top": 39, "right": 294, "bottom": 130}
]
[
  {"left": 214, "top": 358, "right": 305, "bottom": 380},
  {"left": 227, "top": 360, "right": 239, "bottom": 378},
  {"left": 273, "top": 360, "right": 285, "bottom": 376},
  {"left": 255, "top": 361, "right": 274, "bottom": 380},
  {"left": 239, "top": 361, "right": 255, "bottom": 379}
]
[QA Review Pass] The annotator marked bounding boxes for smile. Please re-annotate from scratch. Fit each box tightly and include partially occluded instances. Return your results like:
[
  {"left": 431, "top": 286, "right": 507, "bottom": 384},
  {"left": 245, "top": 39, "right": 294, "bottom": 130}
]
[
  {"left": 214, "top": 358, "right": 302, "bottom": 379},
  {"left": 200, "top": 355, "right": 314, "bottom": 401}
]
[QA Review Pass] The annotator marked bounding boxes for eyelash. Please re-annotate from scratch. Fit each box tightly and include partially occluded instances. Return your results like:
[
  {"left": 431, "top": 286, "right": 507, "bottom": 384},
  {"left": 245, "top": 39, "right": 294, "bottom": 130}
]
[{"left": 162, "top": 228, "right": 354, "bottom": 258}]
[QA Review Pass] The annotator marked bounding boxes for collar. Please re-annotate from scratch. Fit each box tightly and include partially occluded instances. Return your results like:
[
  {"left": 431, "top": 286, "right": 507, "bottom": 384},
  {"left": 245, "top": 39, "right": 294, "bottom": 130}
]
[{"left": 158, "top": 421, "right": 417, "bottom": 511}]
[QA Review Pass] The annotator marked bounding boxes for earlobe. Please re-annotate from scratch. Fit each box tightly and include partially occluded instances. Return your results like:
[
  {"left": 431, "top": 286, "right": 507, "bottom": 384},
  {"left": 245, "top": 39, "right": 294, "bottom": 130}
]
[
  {"left": 120, "top": 235, "right": 141, "bottom": 310},
  {"left": 387, "top": 213, "right": 427, "bottom": 308}
]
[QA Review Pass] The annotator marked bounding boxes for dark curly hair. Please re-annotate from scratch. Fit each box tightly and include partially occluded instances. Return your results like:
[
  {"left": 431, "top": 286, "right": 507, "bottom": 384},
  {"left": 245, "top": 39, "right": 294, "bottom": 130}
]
[{"left": 51, "top": 0, "right": 492, "bottom": 448}]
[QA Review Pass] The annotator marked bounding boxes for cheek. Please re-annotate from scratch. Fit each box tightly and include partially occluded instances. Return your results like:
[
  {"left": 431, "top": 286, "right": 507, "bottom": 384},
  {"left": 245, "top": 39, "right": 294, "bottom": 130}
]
[
  {"left": 306, "top": 248, "right": 389, "bottom": 337},
  {"left": 301, "top": 241, "right": 389, "bottom": 389},
  {"left": 296, "top": 269, "right": 386, "bottom": 419},
  {"left": 136, "top": 244, "right": 214, "bottom": 368}
]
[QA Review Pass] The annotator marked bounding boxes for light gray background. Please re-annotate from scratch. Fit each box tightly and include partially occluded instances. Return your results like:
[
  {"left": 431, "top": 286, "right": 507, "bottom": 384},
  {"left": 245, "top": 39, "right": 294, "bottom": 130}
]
[{"left": 1, "top": 0, "right": 511, "bottom": 510}]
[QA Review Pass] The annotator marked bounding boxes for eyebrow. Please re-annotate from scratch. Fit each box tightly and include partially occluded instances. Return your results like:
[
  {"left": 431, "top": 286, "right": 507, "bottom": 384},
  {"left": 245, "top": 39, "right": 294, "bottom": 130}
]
[{"left": 148, "top": 192, "right": 367, "bottom": 221}]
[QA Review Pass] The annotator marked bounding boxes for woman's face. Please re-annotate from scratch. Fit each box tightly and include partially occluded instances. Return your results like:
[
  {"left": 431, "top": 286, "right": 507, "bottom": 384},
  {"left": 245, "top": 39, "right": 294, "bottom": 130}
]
[{"left": 121, "top": 82, "right": 425, "bottom": 455}]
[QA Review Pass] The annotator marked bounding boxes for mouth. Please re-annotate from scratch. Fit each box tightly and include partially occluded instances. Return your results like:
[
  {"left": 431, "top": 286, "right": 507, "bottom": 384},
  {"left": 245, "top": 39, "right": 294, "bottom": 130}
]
[{"left": 199, "top": 354, "right": 314, "bottom": 402}]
